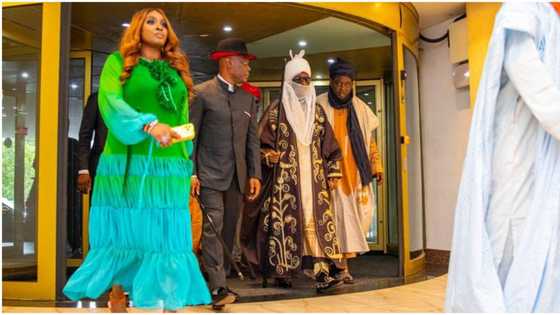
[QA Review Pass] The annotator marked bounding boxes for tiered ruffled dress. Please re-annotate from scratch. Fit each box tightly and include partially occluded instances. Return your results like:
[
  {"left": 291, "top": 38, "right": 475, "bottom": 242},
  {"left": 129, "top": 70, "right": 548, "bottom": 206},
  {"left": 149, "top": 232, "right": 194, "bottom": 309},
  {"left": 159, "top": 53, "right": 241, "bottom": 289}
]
[{"left": 63, "top": 52, "right": 211, "bottom": 310}]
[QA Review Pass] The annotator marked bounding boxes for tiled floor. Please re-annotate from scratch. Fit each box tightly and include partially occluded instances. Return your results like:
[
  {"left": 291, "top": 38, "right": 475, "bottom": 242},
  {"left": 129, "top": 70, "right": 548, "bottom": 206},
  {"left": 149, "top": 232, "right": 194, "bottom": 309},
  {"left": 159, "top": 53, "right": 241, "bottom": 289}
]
[{"left": 2, "top": 275, "right": 447, "bottom": 313}]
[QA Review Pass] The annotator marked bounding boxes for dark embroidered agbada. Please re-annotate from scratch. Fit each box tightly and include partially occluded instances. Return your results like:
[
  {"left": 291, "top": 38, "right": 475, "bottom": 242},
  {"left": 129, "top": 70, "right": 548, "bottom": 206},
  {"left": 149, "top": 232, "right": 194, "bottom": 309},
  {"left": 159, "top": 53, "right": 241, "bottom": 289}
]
[{"left": 242, "top": 100, "right": 343, "bottom": 279}]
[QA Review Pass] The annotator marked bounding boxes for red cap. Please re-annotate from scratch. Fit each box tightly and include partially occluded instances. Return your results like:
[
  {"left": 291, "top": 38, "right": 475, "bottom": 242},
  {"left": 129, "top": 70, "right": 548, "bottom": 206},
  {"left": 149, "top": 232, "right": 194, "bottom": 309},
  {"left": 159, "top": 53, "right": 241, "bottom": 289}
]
[
  {"left": 210, "top": 38, "right": 256, "bottom": 61},
  {"left": 210, "top": 51, "right": 256, "bottom": 61}
]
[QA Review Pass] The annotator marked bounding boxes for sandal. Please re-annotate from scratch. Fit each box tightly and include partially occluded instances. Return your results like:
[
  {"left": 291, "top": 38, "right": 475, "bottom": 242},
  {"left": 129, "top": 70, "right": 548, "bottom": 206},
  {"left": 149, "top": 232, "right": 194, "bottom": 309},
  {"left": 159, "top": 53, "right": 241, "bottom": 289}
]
[
  {"left": 315, "top": 273, "right": 343, "bottom": 293},
  {"left": 108, "top": 285, "right": 128, "bottom": 313},
  {"left": 335, "top": 270, "right": 355, "bottom": 284}
]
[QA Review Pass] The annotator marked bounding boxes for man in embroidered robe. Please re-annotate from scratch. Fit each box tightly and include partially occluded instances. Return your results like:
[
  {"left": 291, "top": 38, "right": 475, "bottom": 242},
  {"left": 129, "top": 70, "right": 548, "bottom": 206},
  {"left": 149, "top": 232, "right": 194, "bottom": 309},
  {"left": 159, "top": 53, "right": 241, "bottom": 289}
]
[
  {"left": 446, "top": 3, "right": 560, "bottom": 312},
  {"left": 317, "top": 58, "right": 383, "bottom": 283},
  {"left": 241, "top": 50, "right": 343, "bottom": 292}
]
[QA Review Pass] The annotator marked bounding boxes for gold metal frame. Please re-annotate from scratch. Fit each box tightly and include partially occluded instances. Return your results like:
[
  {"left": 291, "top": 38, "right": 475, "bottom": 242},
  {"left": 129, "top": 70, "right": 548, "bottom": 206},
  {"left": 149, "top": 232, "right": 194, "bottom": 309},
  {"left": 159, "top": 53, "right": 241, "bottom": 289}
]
[
  {"left": 398, "top": 42, "right": 426, "bottom": 277},
  {"left": 398, "top": 6, "right": 425, "bottom": 277},
  {"left": 2, "top": 2, "right": 35, "bottom": 8},
  {"left": 2, "top": 2, "right": 61, "bottom": 300},
  {"left": 466, "top": 3, "right": 501, "bottom": 108}
]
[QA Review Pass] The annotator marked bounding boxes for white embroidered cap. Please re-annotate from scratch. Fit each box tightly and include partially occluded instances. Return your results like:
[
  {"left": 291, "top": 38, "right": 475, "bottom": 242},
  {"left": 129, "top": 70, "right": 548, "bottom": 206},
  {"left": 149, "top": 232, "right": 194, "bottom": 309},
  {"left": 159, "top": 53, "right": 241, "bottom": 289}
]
[{"left": 284, "top": 50, "right": 311, "bottom": 82}]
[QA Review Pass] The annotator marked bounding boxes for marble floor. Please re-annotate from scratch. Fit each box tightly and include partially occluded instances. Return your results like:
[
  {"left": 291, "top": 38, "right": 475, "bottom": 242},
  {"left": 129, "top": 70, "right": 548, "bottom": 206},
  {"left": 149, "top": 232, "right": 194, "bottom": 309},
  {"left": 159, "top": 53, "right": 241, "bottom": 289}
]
[{"left": 2, "top": 275, "right": 447, "bottom": 313}]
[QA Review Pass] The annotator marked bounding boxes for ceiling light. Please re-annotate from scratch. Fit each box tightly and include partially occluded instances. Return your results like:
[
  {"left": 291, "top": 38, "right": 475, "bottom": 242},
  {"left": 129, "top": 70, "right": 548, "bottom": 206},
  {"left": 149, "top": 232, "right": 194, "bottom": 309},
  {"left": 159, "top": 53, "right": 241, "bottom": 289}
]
[
  {"left": 21, "top": 72, "right": 29, "bottom": 79},
  {"left": 122, "top": 22, "right": 130, "bottom": 28},
  {"left": 223, "top": 25, "right": 233, "bottom": 32},
  {"left": 200, "top": 34, "right": 209, "bottom": 37},
  {"left": 71, "top": 83, "right": 78, "bottom": 90},
  {"left": 298, "top": 40, "right": 307, "bottom": 47},
  {"left": 364, "top": 93, "right": 369, "bottom": 96},
  {"left": 327, "top": 58, "right": 335, "bottom": 64},
  {"left": 315, "top": 74, "right": 322, "bottom": 79}
]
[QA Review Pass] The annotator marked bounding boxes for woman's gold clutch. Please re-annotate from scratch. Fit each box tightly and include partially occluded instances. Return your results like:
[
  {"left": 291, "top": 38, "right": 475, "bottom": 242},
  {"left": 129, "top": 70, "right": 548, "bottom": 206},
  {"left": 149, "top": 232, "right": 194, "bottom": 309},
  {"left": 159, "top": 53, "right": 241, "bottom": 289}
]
[{"left": 171, "top": 123, "right": 195, "bottom": 144}]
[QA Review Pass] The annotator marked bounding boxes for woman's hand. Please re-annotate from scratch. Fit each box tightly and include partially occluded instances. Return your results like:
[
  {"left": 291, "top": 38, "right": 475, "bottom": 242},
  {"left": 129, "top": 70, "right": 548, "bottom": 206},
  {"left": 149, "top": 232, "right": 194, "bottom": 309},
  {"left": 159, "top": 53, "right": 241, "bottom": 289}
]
[
  {"left": 149, "top": 123, "right": 181, "bottom": 148},
  {"left": 191, "top": 175, "right": 200, "bottom": 196}
]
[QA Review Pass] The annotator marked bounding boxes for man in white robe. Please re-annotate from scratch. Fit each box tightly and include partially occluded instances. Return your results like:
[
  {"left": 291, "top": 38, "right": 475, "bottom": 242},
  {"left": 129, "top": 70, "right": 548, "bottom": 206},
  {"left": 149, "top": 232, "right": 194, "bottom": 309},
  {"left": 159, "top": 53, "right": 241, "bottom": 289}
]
[
  {"left": 446, "top": 2, "right": 560, "bottom": 312},
  {"left": 317, "top": 58, "right": 383, "bottom": 283}
]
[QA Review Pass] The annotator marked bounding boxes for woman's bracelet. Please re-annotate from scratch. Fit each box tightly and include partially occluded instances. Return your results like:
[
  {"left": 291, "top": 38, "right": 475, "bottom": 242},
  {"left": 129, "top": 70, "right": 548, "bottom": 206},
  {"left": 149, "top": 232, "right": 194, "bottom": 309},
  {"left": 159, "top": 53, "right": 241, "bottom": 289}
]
[{"left": 144, "top": 120, "right": 159, "bottom": 134}]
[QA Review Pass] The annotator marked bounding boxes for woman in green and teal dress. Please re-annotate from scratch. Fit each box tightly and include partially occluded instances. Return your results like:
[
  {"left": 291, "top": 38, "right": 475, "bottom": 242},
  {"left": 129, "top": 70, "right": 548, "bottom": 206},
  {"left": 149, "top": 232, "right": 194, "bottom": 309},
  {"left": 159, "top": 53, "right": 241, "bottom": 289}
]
[{"left": 63, "top": 8, "right": 211, "bottom": 311}]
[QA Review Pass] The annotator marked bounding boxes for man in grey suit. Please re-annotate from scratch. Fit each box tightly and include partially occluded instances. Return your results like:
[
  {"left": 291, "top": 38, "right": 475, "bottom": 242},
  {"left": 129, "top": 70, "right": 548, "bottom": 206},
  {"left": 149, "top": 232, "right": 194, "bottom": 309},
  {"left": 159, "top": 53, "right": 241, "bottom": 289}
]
[{"left": 190, "top": 38, "right": 261, "bottom": 308}]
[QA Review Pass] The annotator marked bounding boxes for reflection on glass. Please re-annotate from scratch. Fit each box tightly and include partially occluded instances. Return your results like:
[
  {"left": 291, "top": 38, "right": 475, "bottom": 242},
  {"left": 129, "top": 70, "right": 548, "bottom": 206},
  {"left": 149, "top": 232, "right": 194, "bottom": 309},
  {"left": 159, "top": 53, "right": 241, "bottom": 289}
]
[
  {"left": 314, "top": 85, "right": 328, "bottom": 96},
  {"left": 66, "top": 59, "right": 85, "bottom": 259},
  {"left": 356, "top": 86, "right": 380, "bottom": 244},
  {"left": 2, "top": 4, "right": 43, "bottom": 281},
  {"left": 383, "top": 80, "right": 399, "bottom": 251},
  {"left": 404, "top": 47, "right": 424, "bottom": 259}
]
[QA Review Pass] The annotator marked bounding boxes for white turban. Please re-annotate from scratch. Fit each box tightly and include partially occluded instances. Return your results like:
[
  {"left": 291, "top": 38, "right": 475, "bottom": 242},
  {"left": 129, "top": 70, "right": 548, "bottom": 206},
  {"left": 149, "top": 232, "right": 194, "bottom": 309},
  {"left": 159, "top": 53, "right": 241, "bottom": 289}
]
[{"left": 284, "top": 50, "right": 312, "bottom": 80}]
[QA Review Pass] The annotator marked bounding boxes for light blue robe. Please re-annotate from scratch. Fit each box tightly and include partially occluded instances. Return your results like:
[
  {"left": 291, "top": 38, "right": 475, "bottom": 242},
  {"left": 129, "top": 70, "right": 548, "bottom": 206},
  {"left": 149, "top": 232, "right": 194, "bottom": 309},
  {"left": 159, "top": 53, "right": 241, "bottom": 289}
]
[{"left": 445, "top": 3, "right": 560, "bottom": 312}]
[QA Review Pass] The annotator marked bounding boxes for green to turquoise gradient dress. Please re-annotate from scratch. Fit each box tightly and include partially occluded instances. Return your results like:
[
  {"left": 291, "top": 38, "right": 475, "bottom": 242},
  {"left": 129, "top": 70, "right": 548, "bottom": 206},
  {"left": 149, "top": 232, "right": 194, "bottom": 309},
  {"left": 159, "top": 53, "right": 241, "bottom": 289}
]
[{"left": 63, "top": 52, "right": 211, "bottom": 310}]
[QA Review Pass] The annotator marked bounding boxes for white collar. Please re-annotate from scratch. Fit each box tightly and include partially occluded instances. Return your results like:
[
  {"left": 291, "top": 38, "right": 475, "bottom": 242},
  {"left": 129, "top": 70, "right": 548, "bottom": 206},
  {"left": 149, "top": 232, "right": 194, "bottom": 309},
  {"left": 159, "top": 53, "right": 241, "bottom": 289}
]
[{"left": 217, "top": 74, "right": 235, "bottom": 93}]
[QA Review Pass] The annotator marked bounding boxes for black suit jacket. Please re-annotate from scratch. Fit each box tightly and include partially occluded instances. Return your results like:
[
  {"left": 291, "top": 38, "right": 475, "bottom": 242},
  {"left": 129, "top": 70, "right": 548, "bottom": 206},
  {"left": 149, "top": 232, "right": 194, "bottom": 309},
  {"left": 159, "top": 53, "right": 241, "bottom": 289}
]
[
  {"left": 78, "top": 92, "right": 107, "bottom": 177},
  {"left": 190, "top": 77, "right": 261, "bottom": 193}
]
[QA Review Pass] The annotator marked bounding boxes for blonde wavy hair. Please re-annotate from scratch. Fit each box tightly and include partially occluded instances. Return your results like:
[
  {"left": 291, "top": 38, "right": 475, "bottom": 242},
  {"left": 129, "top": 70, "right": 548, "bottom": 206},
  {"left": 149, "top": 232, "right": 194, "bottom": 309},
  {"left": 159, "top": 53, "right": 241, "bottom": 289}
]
[{"left": 118, "top": 8, "right": 193, "bottom": 90}]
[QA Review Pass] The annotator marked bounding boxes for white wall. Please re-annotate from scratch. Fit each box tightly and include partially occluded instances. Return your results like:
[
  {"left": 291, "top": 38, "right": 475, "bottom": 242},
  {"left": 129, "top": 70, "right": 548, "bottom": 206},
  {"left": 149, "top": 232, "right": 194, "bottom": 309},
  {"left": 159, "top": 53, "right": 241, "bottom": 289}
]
[{"left": 419, "top": 16, "right": 472, "bottom": 251}]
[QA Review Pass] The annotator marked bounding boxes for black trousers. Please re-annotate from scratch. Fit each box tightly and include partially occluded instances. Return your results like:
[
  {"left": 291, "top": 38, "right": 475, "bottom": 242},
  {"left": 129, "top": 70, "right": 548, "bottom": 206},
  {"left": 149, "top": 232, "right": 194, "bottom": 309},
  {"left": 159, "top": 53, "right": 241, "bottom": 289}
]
[{"left": 199, "top": 177, "right": 244, "bottom": 291}]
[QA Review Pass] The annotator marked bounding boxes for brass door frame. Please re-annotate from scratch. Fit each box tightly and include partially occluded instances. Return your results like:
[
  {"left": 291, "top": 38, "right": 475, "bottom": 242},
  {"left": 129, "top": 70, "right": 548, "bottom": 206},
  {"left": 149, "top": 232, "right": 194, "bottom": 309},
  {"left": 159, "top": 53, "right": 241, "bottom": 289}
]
[
  {"left": 2, "top": 2, "right": 62, "bottom": 300},
  {"left": 398, "top": 38, "right": 426, "bottom": 279}
]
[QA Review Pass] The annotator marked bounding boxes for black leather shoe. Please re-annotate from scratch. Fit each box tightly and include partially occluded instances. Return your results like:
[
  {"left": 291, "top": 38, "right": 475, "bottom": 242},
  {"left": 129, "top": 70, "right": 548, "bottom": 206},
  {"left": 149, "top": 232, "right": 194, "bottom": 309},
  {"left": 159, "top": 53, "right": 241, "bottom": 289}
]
[
  {"left": 211, "top": 287, "right": 236, "bottom": 309},
  {"left": 226, "top": 287, "right": 239, "bottom": 301}
]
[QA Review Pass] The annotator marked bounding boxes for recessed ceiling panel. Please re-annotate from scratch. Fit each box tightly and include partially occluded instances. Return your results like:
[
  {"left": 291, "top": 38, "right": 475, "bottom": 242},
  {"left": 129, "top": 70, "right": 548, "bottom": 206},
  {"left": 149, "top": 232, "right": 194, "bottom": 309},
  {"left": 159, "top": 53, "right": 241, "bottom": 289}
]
[{"left": 248, "top": 17, "right": 391, "bottom": 58}]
